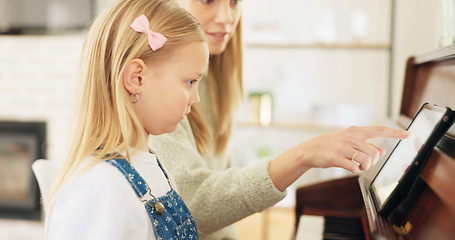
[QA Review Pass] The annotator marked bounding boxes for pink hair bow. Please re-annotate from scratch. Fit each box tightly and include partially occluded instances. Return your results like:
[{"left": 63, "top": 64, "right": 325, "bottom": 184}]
[{"left": 130, "top": 14, "right": 167, "bottom": 51}]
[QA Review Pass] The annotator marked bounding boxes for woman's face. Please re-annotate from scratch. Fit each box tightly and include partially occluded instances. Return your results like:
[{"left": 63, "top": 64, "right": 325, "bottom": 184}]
[{"left": 175, "top": 0, "right": 242, "bottom": 55}]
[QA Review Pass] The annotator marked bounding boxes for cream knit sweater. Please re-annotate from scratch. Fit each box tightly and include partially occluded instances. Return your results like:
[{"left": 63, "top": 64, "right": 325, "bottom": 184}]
[{"left": 148, "top": 80, "right": 287, "bottom": 240}]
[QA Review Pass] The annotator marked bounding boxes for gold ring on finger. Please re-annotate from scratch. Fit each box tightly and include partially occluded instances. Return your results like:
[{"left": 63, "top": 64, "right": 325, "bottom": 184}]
[{"left": 352, "top": 151, "right": 360, "bottom": 162}]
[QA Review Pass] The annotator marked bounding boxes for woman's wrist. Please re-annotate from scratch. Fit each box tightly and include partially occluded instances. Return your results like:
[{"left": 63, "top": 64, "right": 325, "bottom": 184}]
[{"left": 268, "top": 146, "right": 311, "bottom": 191}]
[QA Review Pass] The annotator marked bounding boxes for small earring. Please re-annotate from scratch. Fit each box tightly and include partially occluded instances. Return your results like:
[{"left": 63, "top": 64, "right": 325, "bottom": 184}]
[{"left": 131, "top": 93, "right": 139, "bottom": 104}]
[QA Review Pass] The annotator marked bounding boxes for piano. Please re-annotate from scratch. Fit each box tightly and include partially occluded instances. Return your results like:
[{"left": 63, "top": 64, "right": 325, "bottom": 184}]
[{"left": 293, "top": 44, "right": 455, "bottom": 240}]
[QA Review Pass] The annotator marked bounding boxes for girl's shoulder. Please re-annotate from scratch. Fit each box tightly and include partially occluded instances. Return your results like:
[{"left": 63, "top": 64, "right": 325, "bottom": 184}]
[
  {"left": 61, "top": 160, "right": 133, "bottom": 199},
  {"left": 81, "top": 160, "right": 123, "bottom": 182},
  {"left": 46, "top": 159, "right": 152, "bottom": 239}
]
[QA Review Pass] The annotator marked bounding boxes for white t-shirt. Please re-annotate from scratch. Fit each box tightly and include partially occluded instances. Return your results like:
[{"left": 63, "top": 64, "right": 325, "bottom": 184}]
[{"left": 45, "top": 150, "right": 176, "bottom": 240}]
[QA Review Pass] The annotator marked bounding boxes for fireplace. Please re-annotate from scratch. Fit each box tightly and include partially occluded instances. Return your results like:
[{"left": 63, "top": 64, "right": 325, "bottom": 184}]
[{"left": 0, "top": 121, "right": 46, "bottom": 220}]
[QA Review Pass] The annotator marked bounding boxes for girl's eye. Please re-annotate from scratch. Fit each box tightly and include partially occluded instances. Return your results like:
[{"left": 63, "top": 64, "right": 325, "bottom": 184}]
[
  {"left": 186, "top": 80, "right": 196, "bottom": 87},
  {"left": 200, "top": 0, "right": 240, "bottom": 6}
]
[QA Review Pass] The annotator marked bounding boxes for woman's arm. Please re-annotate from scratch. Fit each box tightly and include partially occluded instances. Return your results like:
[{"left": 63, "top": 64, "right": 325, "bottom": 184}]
[
  {"left": 149, "top": 120, "right": 409, "bottom": 233},
  {"left": 148, "top": 118, "right": 286, "bottom": 233},
  {"left": 269, "top": 126, "right": 410, "bottom": 191}
]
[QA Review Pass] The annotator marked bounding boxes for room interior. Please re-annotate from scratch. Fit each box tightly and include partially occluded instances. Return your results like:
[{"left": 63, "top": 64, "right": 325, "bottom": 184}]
[{"left": 0, "top": 0, "right": 450, "bottom": 239}]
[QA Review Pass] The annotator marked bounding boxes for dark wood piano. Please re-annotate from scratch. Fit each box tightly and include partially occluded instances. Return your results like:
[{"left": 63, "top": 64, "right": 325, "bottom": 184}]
[{"left": 293, "top": 44, "right": 455, "bottom": 240}]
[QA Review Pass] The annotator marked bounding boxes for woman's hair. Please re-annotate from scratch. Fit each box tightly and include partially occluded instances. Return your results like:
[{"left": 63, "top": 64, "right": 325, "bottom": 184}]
[
  {"left": 48, "top": 0, "right": 205, "bottom": 207},
  {"left": 188, "top": 19, "right": 243, "bottom": 155}
]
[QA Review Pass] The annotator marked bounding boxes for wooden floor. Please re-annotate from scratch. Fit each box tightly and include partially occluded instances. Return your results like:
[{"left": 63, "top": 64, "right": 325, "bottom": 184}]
[{"left": 235, "top": 207, "right": 294, "bottom": 240}]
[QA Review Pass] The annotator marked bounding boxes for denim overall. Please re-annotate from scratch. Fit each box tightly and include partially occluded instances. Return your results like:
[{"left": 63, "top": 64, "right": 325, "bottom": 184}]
[{"left": 106, "top": 157, "right": 198, "bottom": 240}]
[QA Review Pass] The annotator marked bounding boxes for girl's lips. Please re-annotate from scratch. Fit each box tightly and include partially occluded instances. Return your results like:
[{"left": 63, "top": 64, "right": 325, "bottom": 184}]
[{"left": 206, "top": 32, "right": 229, "bottom": 42}]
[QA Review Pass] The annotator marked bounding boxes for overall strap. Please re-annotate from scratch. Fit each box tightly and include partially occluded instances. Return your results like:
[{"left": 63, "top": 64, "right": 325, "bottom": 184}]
[
  {"left": 106, "top": 157, "right": 198, "bottom": 239},
  {"left": 156, "top": 158, "right": 170, "bottom": 180},
  {"left": 105, "top": 158, "right": 149, "bottom": 198}
]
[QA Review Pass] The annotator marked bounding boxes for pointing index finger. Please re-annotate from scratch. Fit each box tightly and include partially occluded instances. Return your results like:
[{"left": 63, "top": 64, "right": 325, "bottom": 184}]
[{"left": 360, "top": 126, "right": 410, "bottom": 140}]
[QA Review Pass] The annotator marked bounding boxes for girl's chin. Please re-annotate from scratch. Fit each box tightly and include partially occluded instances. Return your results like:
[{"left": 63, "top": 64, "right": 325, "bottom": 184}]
[{"left": 148, "top": 125, "right": 178, "bottom": 136}]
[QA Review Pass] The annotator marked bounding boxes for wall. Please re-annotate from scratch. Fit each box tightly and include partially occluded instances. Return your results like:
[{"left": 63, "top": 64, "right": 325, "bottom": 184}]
[
  {"left": 0, "top": 34, "right": 83, "bottom": 161},
  {"left": 240, "top": 0, "right": 392, "bottom": 126},
  {"left": 390, "top": 0, "right": 439, "bottom": 118},
  {"left": 0, "top": 0, "right": 112, "bottom": 163}
]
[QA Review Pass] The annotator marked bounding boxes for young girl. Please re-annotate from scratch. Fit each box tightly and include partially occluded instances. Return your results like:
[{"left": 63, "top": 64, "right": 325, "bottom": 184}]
[{"left": 45, "top": 0, "right": 208, "bottom": 239}]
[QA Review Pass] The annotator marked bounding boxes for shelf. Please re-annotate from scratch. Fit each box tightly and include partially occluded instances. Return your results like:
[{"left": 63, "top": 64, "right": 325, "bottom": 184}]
[
  {"left": 245, "top": 42, "right": 391, "bottom": 50},
  {"left": 235, "top": 121, "right": 342, "bottom": 132}
]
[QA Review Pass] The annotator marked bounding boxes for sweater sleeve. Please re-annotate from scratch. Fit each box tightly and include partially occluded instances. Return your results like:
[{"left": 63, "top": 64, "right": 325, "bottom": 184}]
[{"left": 148, "top": 117, "right": 287, "bottom": 234}]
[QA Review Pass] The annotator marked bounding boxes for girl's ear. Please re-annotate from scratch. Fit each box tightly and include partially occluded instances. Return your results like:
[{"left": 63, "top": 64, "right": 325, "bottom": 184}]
[{"left": 123, "top": 59, "right": 147, "bottom": 94}]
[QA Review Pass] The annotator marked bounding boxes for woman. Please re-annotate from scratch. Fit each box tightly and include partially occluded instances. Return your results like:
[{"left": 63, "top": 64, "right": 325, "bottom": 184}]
[{"left": 148, "top": 1, "right": 409, "bottom": 239}]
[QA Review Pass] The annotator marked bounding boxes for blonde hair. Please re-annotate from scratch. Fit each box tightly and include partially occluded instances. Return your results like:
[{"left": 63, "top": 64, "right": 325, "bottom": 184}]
[
  {"left": 48, "top": 0, "right": 205, "bottom": 207},
  {"left": 188, "top": 18, "right": 243, "bottom": 155}
]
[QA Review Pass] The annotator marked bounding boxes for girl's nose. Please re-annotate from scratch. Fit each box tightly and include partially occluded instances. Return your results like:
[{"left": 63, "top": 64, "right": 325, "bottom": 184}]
[{"left": 190, "top": 89, "right": 200, "bottom": 106}]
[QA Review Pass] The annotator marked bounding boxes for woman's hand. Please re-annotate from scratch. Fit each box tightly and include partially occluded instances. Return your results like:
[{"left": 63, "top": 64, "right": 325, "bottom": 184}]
[{"left": 268, "top": 126, "right": 410, "bottom": 191}]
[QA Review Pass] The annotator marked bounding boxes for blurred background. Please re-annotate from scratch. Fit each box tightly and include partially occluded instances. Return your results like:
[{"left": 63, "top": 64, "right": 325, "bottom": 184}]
[{"left": 0, "top": 0, "right": 452, "bottom": 239}]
